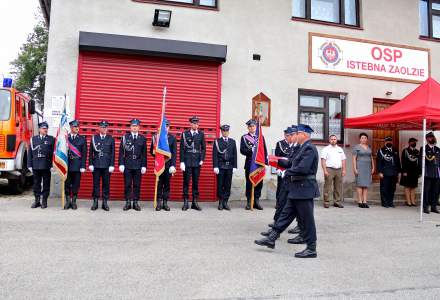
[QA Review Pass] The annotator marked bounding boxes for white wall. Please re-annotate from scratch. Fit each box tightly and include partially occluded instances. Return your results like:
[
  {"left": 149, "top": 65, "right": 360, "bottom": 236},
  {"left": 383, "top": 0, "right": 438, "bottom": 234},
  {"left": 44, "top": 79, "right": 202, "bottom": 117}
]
[{"left": 45, "top": 0, "right": 440, "bottom": 199}]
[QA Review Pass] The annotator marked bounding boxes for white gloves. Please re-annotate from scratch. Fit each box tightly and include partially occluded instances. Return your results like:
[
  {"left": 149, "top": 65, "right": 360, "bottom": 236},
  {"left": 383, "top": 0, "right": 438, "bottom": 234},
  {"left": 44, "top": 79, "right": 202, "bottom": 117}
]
[
  {"left": 169, "top": 166, "right": 176, "bottom": 174},
  {"left": 199, "top": 161, "right": 204, "bottom": 166},
  {"left": 213, "top": 167, "right": 220, "bottom": 174},
  {"left": 50, "top": 167, "right": 54, "bottom": 172},
  {"left": 281, "top": 170, "right": 286, "bottom": 178},
  {"left": 141, "top": 167, "right": 146, "bottom": 174},
  {"left": 89, "top": 165, "right": 94, "bottom": 172},
  {"left": 28, "top": 167, "right": 32, "bottom": 173},
  {"left": 119, "top": 165, "right": 125, "bottom": 173},
  {"left": 233, "top": 168, "right": 237, "bottom": 174},
  {"left": 180, "top": 162, "right": 185, "bottom": 172},
  {"left": 276, "top": 169, "right": 283, "bottom": 177},
  {"left": 80, "top": 168, "right": 85, "bottom": 173},
  {"left": 109, "top": 166, "right": 114, "bottom": 173}
]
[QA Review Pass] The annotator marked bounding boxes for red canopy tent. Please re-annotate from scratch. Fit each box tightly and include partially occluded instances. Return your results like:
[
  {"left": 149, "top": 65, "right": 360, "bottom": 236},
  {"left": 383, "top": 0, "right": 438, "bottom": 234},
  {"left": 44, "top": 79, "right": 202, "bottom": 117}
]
[{"left": 344, "top": 77, "right": 440, "bottom": 221}]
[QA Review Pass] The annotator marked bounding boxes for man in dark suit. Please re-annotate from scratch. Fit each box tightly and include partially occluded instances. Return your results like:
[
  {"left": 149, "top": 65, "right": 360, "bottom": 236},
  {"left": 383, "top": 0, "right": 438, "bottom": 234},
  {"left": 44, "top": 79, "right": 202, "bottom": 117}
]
[
  {"left": 420, "top": 132, "right": 440, "bottom": 214},
  {"left": 64, "top": 120, "right": 87, "bottom": 210},
  {"left": 377, "top": 136, "right": 401, "bottom": 208},
  {"left": 89, "top": 120, "right": 115, "bottom": 211},
  {"left": 213, "top": 124, "right": 238, "bottom": 210},
  {"left": 28, "top": 121, "right": 55, "bottom": 209},
  {"left": 255, "top": 124, "right": 319, "bottom": 258},
  {"left": 240, "top": 119, "right": 268, "bottom": 210},
  {"left": 150, "top": 120, "right": 177, "bottom": 211},
  {"left": 119, "top": 119, "right": 147, "bottom": 211},
  {"left": 180, "top": 116, "right": 206, "bottom": 211}
]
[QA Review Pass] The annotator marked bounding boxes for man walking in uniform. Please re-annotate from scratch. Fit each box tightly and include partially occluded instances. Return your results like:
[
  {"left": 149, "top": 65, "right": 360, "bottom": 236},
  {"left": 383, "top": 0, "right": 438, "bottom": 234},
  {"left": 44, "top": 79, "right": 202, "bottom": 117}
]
[
  {"left": 150, "top": 120, "right": 177, "bottom": 211},
  {"left": 240, "top": 119, "right": 268, "bottom": 210},
  {"left": 64, "top": 120, "right": 87, "bottom": 210},
  {"left": 420, "top": 132, "right": 440, "bottom": 214},
  {"left": 377, "top": 136, "right": 401, "bottom": 208},
  {"left": 180, "top": 116, "right": 206, "bottom": 211},
  {"left": 28, "top": 121, "right": 55, "bottom": 209},
  {"left": 119, "top": 119, "right": 147, "bottom": 211},
  {"left": 321, "top": 134, "right": 346, "bottom": 208},
  {"left": 274, "top": 127, "right": 294, "bottom": 207},
  {"left": 89, "top": 120, "right": 115, "bottom": 211},
  {"left": 255, "top": 124, "right": 319, "bottom": 258},
  {"left": 213, "top": 124, "right": 238, "bottom": 210}
]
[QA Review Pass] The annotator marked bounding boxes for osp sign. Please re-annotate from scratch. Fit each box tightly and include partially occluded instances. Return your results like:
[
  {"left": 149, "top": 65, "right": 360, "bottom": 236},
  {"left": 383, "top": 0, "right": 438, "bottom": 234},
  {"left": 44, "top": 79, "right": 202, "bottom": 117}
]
[{"left": 309, "top": 32, "right": 430, "bottom": 83}]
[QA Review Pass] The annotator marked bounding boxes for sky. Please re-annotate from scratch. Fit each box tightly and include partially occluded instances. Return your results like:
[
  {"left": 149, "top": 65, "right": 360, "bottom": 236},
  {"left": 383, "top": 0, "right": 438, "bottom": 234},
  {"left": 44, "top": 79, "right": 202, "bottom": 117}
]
[{"left": 0, "top": 0, "right": 41, "bottom": 79}]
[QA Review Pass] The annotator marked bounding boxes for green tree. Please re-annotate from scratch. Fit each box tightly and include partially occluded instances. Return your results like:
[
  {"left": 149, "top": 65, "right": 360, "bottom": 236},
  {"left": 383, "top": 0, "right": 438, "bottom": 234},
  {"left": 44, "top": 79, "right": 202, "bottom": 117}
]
[{"left": 11, "top": 18, "right": 48, "bottom": 107}]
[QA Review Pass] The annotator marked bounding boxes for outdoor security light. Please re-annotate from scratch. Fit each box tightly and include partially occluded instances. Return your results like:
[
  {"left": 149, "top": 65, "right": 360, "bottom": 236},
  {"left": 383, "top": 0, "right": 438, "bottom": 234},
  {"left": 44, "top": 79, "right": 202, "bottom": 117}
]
[{"left": 153, "top": 9, "right": 172, "bottom": 28}]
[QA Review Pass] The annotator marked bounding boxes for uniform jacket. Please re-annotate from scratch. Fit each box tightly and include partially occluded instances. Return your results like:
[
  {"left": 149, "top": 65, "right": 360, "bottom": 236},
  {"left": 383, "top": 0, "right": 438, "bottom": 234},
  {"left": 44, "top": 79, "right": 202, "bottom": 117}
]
[
  {"left": 150, "top": 133, "right": 177, "bottom": 168},
  {"left": 278, "top": 144, "right": 300, "bottom": 169},
  {"left": 119, "top": 133, "right": 147, "bottom": 170},
  {"left": 419, "top": 145, "right": 440, "bottom": 178},
  {"left": 275, "top": 139, "right": 291, "bottom": 158},
  {"left": 401, "top": 147, "right": 419, "bottom": 175},
  {"left": 212, "top": 137, "right": 237, "bottom": 169},
  {"left": 240, "top": 132, "right": 268, "bottom": 170},
  {"left": 376, "top": 146, "right": 401, "bottom": 177},
  {"left": 180, "top": 130, "right": 206, "bottom": 167},
  {"left": 285, "top": 140, "right": 320, "bottom": 200},
  {"left": 28, "top": 135, "right": 55, "bottom": 170},
  {"left": 67, "top": 134, "right": 87, "bottom": 172},
  {"left": 89, "top": 134, "right": 115, "bottom": 169}
]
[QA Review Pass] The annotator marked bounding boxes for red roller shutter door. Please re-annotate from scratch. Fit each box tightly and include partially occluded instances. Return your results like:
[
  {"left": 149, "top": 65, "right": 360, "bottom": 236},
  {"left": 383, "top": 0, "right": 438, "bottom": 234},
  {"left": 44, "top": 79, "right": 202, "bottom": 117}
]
[{"left": 75, "top": 51, "right": 221, "bottom": 201}]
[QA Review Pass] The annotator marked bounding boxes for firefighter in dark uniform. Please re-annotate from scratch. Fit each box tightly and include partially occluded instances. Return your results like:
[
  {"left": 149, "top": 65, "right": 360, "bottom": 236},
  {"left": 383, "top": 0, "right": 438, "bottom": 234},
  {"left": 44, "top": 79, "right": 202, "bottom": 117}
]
[
  {"left": 274, "top": 127, "right": 295, "bottom": 207},
  {"left": 376, "top": 136, "right": 401, "bottom": 208},
  {"left": 255, "top": 124, "right": 319, "bottom": 258},
  {"left": 240, "top": 119, "right": 268, "bottom": 210},
  {"left": 89, "top": 120, "right": 115, "bottom": 211},
  {"left": 119, "top": 119, "right": 147, "bottom": 211},
  {"left": 420, "top": 132, "right": 440, "bottom": 214},
  {"left": 213, "top": 124, "right": 238, "bottom": 211},
  {"left": 180, "top": 116, "right": 206, "bottom": 211},
  {"left": 64, "top": 120, "right": 87, "bottom": 210},
  {"left": 150, "top": 120, "right": 177, "bottom": 211},
  {"left": 28, "top": 121, "right": 55, "bottom": 209}
]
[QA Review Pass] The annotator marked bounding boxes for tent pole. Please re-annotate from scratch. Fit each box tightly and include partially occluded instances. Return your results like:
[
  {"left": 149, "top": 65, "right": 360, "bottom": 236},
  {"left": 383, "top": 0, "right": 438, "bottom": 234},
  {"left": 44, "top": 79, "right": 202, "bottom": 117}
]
[{"left": 420, "top": 118, "right": 427, "bottom": 223}]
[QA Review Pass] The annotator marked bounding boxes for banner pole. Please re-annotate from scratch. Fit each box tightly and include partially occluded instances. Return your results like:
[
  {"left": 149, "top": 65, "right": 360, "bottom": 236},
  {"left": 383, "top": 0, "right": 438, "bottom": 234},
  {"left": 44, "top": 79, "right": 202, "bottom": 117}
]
[
  {"left": 154, "top": 176, "right": 159, "bottom": 209},
  {"left": 420, "top": 118, "right": 427, "bottom": 223},
  {"left": 251, "top": 185, "right": 254, "bottom": 211},
  {"left": 61, "top": 179, "right": 65, "bottom": 209}
]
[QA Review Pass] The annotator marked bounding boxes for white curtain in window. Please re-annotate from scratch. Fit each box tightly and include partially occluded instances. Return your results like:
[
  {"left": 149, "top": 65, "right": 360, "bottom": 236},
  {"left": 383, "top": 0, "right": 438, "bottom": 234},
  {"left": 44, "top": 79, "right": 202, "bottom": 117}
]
[
  {"left": 311, "top": 0, "right": 340, "bottom": 23},
  {"left": 344, "top": 0, "right": 357, "bottom": 25},
  {"left": 419, "top": 0, "right": 429, "bottom": 36},
  {"left": 292, "top": 0, "right": 306, "bottom": 18},
  {"left": 433, "top": 15, "right": 440, "bottom": 38}
]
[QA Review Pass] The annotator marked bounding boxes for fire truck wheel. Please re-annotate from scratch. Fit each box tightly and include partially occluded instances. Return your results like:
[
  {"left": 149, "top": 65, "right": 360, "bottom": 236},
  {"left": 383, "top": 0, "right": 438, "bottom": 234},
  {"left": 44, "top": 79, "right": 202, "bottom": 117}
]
[{"left": 8, "top": 173, "right": 26, "bottom": 194}]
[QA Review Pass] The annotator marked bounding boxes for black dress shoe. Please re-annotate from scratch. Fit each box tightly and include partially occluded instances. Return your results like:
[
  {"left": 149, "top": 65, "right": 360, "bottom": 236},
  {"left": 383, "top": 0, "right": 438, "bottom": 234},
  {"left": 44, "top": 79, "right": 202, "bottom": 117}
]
[
  {"left": 132, "top": 201, "right": 141, "bottom": 211},
  {"left": 191, "top": 200, "right": 202, "bottom": 211},
  {"left": 423, "top": 207, "right": 430, "bottom": 214},
  {"left": 71, "top": 196, "right": 78, "bottom": 210},
  {"left": 102, "top": 199, "right": 109, "bottom": 211},
  {"left": 253, "top": 200, "right": 263, "bottom": 210},
  {"left": 64, "top": 197, "right": 72, "bottom": 210},
  {"left": 254, "top": 230, "right": 280, "bottom": 249},
  {"left": 123, "top": 200, "right": 131, "bottom": 211},
  {"left": 268, "top": 223, "right": 274, "bottom": 228},
  {"left": 364, "top": 203, "right": 370, "bottom": 208},
  {"left": 358, "top": 203, "right": 364, "bottom": 208},
  {"left": 389, "top": 204, "right": 395, "bottom": 208},
  {"left": 295, "top": 244, "right": 317, "bottom": 258},
  {"left": 218, "top": 200, "right": 223, "bottom": 211},
  {"left": 288, "top": 226, "right": 301, "bottom": 235},
  {"left": 91, "top": 198, "right": 99, "bottom": 211},
  {"left": 162, "top": 200, "right": 170, "bottom": 211},
  {"left": 223, "top": 201, "right": 231, "bottom": 211},
  {"left": 31, "top": 196, "right": 41, "bottom": 208},
  {"left": 260, "top": 230, "right": 271, "bottom": 237},
  {"left": 182, "top": 198, "right": 189, "bottom": 211},
  {"left": 156, "top": 201, "right": 162, "bottom": 211},
  {"left": 431, "top": 207, "right": 440, "bottom": 214},
  {"left": 334, "top": 202, "right": 344, "bottom": 208},
  {"left": 288, "top": 235, "right": 306, "bottom": 244},
  {"left": 41, "top": 198, "right": 48, "bottom": 209}
]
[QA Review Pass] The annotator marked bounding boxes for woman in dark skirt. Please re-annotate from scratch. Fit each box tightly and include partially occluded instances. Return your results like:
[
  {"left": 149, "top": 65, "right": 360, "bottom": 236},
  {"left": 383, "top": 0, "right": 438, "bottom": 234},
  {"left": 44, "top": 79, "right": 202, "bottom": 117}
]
[{"left": 400, "top": 138, "right": 420, "bottom": 206}]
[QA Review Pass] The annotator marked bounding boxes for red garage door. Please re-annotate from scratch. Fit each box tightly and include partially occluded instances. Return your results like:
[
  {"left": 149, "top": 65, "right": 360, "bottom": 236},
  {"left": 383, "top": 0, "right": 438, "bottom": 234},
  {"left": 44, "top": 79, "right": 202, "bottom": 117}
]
[{"left": 75, "top": 51, "right": 221, "bottom": 201}]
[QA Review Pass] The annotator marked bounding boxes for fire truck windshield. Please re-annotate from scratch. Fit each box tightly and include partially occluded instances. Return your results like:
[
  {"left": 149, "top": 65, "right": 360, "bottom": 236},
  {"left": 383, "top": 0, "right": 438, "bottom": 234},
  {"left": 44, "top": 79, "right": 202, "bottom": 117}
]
[{"left": 0, "top": 89, "right": 12, "bottom": 120}]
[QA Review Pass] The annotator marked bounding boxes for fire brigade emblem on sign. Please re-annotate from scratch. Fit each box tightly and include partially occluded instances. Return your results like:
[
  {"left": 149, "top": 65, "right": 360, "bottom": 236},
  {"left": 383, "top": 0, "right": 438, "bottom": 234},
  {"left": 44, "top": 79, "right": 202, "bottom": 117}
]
[{"left": 319, "top": 41, "right": 343, "bottom": 68}]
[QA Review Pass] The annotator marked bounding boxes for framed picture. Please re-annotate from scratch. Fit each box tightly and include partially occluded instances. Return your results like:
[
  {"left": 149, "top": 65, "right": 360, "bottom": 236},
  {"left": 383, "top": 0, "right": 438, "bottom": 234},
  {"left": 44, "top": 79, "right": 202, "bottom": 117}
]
[{"left": 252, "top": 92, "right": 271, "bottom": 127}]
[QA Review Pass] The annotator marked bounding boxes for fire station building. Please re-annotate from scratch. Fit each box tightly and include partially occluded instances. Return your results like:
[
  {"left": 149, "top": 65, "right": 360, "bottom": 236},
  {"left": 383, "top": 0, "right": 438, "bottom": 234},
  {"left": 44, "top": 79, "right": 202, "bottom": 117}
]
[{"left": 40, "top": 0, "right": 440, "bottom": 201}]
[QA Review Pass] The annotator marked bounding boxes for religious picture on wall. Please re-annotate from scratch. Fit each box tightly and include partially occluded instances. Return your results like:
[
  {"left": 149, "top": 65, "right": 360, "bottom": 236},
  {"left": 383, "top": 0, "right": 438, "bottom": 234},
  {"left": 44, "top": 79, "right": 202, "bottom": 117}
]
[{"left": 252, "top": 92, "right": 271, "bottom": 126}]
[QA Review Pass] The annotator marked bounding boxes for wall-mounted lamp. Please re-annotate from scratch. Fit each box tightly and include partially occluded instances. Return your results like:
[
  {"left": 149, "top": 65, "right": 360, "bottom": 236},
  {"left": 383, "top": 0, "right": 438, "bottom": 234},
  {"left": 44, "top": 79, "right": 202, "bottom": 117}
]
[
  {"left": 153, "top": 9, "right": 172, "bottom": 27},
  {"left": 386, "top": 91, "right": 393, "bottom": 96}
]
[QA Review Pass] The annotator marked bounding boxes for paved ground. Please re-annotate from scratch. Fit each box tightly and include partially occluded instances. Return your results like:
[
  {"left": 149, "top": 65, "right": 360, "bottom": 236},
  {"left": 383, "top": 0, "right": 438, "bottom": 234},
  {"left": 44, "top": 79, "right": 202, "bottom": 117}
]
[{"left": 1, "top": 187, "right": 440, "bottom": 299}]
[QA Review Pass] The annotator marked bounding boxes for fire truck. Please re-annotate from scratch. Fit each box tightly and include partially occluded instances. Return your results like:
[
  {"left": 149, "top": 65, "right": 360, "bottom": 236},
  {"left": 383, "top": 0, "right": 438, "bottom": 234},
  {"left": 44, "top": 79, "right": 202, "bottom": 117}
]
[{"left": 0, "top": 78, "right": 41, "bottom": 193}]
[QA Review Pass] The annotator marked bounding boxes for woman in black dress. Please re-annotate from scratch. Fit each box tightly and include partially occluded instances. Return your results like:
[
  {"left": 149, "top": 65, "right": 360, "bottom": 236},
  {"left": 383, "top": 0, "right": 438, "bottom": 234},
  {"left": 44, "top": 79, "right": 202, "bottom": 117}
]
[{"left": 400, "top": 138, "right": 420, "bottom": 206}]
